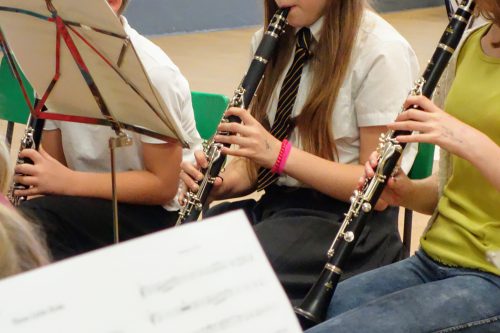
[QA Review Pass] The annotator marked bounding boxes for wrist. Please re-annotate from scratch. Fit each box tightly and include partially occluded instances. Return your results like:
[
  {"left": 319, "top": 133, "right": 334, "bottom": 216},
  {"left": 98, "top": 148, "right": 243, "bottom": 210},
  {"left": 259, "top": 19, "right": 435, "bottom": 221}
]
[
  {"left": 209, "top": 178, "right": 226, "bottom": 202},
  {"left": 405, "top": 177, "right": 437, "bottom": 214},
  {"left": 265, "top": 137, "right": 282, "bottom": 169},
  {"left": 271, "top": 139, "right": 292, "bottom": 175},
  {"left": 399, "top": 180, "right": 416, "bottom": 209},
  {"left": 62, "top": 170, "right": 81, "bottom": 196},
  {"left": 461, "top": 128, "right": 490, "bottom": 162}
]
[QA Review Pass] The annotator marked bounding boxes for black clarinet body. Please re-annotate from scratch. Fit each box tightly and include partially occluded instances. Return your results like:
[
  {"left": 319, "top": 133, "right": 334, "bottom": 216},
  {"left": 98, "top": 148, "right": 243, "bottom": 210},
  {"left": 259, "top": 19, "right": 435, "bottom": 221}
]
[
  {"left": 8, "top": 114, "right": 45, "bottom": 206},
  {"left": 294, "top": 0, "right": 475, "bottom": 328},
  {"left": 176, "top": 8, "right": 289, "bottom": 225}
]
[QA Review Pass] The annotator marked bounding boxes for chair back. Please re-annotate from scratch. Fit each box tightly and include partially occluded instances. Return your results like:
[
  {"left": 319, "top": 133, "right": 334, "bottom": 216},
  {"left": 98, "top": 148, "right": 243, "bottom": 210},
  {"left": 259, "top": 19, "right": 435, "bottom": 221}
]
[
  {"left": 191, "top": 91, "right": 229, "bottom": 140},
  {"left": 0, "top": 56, "right": 32, "bottom": 124},
  {"left": 408, "top": 143, "right": 435, "bottom": 180},
  {"left": 1, "top": 58, "right": 230, "bottom": 139}
]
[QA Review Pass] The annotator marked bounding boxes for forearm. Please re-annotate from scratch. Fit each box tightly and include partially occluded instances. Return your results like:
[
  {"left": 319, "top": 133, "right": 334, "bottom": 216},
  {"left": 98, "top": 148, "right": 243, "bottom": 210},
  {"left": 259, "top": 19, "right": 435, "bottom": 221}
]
[
  {"left": 66, "top": 170, "right": 177, "bottom": 205},
  {"left": 283, "top": 147, "right": 363, "bottom": 202},
  {"left": 283, "top": 146, "right": 441, "bottom": 213},
  {"left": 401, "top": 174, "right": 439, "bottom": 215},
  {"left": 215, "top": 158, "right": 256, "bottom": 200}
]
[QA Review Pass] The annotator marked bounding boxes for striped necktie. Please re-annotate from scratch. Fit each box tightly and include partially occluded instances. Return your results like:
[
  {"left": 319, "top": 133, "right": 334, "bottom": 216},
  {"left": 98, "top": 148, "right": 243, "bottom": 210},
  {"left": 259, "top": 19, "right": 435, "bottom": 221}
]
[{"left": 256, "top": 27, "right": 312, "bottom": 191}]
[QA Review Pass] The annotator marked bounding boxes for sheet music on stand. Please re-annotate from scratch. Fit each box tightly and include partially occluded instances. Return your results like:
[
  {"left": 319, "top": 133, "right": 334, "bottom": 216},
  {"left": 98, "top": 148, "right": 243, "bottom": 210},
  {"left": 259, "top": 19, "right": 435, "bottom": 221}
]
[
  {"left": 0, "top": 0, "right": 190, "bottom": 146},
  {"left": 0, "top": 211, "right": 303, "bottom": 333}
]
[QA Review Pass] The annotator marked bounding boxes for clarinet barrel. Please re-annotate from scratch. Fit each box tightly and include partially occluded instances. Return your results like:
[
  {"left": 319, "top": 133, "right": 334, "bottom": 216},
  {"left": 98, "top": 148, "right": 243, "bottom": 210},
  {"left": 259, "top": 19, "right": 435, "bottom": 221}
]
[{"left": 294, "top": 0, "right": 475, "bottom": 328}]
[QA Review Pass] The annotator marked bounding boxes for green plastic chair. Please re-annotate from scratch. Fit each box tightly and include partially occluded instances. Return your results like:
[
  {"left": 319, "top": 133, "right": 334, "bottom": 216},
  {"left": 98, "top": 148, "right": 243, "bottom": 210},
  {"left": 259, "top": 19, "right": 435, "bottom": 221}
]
[
  {"left": 191, "top": 91, "right": 229, "bottom": 140},
  {"left": 0, "top": 55, "right": 33, "bottom": 145},
  {"left": 0, "top": 58, "right": 229, "bottom": 143},
  {"left": 402, "top": 143, "right": 435, "bottom": 258}
]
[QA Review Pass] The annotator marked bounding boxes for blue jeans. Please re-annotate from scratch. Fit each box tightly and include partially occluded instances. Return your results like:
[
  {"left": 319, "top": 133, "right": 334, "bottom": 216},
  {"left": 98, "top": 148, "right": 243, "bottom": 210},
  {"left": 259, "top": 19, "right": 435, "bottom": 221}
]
[{"left": 306, "top": 250, "right": 500, "bottom": 333}]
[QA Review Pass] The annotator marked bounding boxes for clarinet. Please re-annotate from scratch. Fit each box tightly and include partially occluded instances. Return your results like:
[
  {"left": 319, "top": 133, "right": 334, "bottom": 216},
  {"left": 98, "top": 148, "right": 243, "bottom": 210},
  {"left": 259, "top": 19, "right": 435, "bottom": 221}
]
[
  {"left": 294, "top": 0, "right": 475, "bottom": 328},
  {"left": 8, "top": 114, "right": 45, "bottom": 206},
  {"left": 445, "top": 0, "right": 458, "bottom": 20},
  {"left": 176, "top": 8, "right": 290, "bottom": 225}
]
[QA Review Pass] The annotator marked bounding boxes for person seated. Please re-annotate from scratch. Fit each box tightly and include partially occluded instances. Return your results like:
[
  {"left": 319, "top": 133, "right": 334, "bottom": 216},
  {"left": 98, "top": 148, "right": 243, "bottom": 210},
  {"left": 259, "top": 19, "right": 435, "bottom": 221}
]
[
  {"left": 15, "top": 0, "right": 200, "bottom": 260},
  {"left": 181, "top": 0, "right": 420, "bottom": 304},
  {"left": 306, "top": 1, "right": 500, "bottom": 331}
]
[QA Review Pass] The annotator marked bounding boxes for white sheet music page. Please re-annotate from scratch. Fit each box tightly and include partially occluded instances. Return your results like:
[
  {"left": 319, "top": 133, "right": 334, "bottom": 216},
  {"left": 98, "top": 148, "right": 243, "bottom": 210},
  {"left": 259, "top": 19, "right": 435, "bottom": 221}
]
[
  {"left": 0, "top": 210, "right": 302, "bottom": 333},
  {"left": 0, "top": 0, "right": 189, "bottom": 144}
]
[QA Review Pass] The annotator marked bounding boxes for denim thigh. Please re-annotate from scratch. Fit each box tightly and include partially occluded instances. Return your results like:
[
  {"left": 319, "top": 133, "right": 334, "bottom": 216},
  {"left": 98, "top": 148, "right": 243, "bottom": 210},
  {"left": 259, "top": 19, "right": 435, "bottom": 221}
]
[{"left": 307, "top": 252, "right": 500, "bottom": 333}]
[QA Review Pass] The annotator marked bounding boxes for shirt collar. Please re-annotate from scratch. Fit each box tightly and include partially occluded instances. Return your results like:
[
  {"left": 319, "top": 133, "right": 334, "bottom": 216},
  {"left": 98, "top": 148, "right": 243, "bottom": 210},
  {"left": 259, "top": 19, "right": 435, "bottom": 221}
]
[
  {"left": 120, "top": 15, "right": 128, "bottom": 29},
  {"left": 295, "top": 16, "right": 324, "bottom": 43}
]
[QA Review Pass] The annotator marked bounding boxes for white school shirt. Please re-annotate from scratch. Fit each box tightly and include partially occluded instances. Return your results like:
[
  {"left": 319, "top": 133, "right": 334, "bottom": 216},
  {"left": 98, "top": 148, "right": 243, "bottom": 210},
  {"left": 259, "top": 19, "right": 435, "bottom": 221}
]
[
  {"left": 45, "top": 16, "right": 201, "bottom": 211},
  {"left": 251, "top": 11, "right": 420, "bottom": 187}
]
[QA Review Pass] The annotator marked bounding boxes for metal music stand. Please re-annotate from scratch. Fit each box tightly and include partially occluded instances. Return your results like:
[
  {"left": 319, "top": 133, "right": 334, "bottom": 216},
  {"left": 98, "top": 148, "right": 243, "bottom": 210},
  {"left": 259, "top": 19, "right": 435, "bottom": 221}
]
[{"left": 0, "top": 0, "right": 189, "bottom": 243}]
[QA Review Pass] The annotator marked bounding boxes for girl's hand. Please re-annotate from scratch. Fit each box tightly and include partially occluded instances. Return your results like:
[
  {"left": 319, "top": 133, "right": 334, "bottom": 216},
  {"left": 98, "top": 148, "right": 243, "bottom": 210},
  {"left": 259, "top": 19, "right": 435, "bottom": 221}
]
[
  {"left": 14, "top": 147, "right": 76, "bottom": 197},
  {"left": 359, "top": 151, "right": 414, "bottom": 210},
  {"left": 389, "top": 95, "right": 471, "bottom": 157},
  {"left": 214, "top": 107, "right": 281, "bottom": 169},
  {"left": 178, "top": 150, "right": 223, "bottom": 205}
]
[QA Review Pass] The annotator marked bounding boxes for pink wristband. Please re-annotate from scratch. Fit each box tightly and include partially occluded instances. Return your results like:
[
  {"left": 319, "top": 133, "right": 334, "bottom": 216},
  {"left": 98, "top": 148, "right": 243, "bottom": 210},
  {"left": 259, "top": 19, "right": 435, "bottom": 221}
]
[{"left": 271, "top": 139, "right": 292, "bottom": 175}]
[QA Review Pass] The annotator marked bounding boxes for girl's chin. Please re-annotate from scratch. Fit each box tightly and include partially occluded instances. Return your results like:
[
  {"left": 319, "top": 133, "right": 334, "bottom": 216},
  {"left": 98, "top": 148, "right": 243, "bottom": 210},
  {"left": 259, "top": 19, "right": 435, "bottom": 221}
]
[
  {"left": 287, "top": 18, "right": 307, "bottom": 29},
  {"left": 285, "top": 9, "right": 311, "bottom": 28}
]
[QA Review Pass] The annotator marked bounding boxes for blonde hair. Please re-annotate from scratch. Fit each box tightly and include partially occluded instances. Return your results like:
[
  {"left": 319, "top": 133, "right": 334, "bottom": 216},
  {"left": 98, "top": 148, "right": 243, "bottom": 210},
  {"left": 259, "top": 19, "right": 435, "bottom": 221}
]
[
  {"left": 248, "top": 0, "right": 367, "bottom": 179},
  {"left": 0, "top": 140, "right": 50, "bottom": 279},
  {"left": 0, "top": 205, "right": 50, "bottom": 279}
]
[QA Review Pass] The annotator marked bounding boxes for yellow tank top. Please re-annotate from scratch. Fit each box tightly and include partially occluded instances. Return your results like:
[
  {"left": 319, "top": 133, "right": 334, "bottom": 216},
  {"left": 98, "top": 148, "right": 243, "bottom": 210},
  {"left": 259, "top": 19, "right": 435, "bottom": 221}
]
[{"left": 420, "top": 25, "right": 500, "bottom": 275}]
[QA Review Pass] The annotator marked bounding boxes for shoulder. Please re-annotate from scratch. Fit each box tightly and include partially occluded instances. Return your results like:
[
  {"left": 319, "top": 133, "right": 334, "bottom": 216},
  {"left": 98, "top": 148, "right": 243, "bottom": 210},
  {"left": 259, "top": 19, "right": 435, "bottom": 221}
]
[
  {"left": 250, "top": 28, "right": 265, "bottom": 53},
  {"left": 349, "top": 10, "right": 419, "bottom": 84},
  {"left": 459, "top": 23, "right": 490, "bottom": 54},
  {"left": 359, "top": 11, "right": 410, "bottom": 45},
  {"left": 434, "top": 23, "right": 489, "bottom": 108},
  {"left": 125, "top": 25, "right": 192, "bottom": 122},
  {"left": 356, "top": 10, "right": 416, "bottom": 60},
  {"left": 123, "top": 20, "right": 194, "bottom": 135},
  {"left": 123, "top": 19, "right": 189, "bottom": 91}
]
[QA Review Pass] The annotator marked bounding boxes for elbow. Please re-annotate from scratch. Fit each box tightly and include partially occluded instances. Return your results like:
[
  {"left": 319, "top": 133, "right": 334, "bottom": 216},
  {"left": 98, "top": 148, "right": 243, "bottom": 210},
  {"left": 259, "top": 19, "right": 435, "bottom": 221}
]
[
  {"left": 154, "top": 182, "right": 178, "bottom": 206},
  {"left": 414, "top": 198, "right": 438, "bottom": 216}
]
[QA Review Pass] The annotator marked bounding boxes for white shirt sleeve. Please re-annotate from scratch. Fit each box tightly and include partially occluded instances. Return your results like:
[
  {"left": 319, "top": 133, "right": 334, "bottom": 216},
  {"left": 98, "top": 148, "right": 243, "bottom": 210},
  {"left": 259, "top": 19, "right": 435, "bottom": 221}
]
[
  {"left": 354, "top": 39, "right": 419, "bottom": 127},
  {"left": 250, "top": 29, "right": 264, "bottom": 58},
  {"left": 43, "top": 119, "right": 59, "bottom": 131},
  {"left": 140, "top": 65, "right": 201, "bottom": 147}
]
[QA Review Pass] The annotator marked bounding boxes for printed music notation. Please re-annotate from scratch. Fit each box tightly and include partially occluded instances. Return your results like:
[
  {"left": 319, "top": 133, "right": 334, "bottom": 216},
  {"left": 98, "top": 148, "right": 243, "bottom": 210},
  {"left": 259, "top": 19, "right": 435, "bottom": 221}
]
[{"left": 0, "top": 210, "right": 302, "bottom": 333}]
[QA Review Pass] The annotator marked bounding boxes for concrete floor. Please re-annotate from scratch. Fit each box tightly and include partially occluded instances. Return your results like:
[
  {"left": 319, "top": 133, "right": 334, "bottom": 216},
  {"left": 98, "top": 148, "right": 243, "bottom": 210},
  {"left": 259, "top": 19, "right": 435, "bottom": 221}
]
[
  {"left": 1, "top": 6, "right": 451, "bottom": 254},
  {"left": 152, "top": 6, "right": 450, "bottom": 97}
]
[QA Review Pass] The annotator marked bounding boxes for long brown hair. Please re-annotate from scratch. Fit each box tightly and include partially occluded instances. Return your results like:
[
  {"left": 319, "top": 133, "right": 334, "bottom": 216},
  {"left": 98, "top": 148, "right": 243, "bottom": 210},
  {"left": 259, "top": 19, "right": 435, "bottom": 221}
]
[
  {"left": 476, "top": 0, "right": 500, "bottom": 25},
  {"left": 249, "top": 0, "right": 367, "bottom": 178},
  {"left": 118, "top": 0, "right": 130, "bottom": 15}
]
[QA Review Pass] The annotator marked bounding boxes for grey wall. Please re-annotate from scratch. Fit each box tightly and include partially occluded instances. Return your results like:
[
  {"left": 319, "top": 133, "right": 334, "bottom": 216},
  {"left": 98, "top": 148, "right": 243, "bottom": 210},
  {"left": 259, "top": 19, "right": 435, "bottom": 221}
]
[
  {"left": 125, "top": 0, "right": 445, "bottom": 36},
  {"left": 373, "top": 0, "right": 444, "bottom": 12},
  {"left": 125, "top": 0, "right": 262, "bottom": 36}
]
